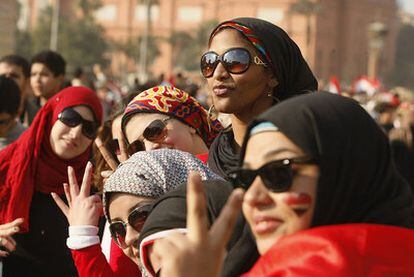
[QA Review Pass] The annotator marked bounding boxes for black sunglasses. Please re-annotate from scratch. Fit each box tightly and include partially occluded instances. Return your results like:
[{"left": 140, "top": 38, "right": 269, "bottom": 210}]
[
  {"left": 231, "top": 156, "right": 316, "bottom": 193},
  {"left": 127, "top": 117, "right": 170, "bottom": 155},
  {"left": 58, "top": 108, "right": 98, "bottom": 139},
  {"left": 200, "top": 47, "right": 267, "bottom": 78},
  {"left": 109, "top": 203, "right": 152, "bottom": 248}
]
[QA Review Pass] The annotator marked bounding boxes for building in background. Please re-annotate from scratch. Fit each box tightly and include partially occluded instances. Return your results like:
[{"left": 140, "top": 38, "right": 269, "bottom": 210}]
[
  {"left": 0, "top": 0, "right": 19, "bottom": 57},
  {"left": 18, "top": 0, "right": 399, "bottom": 84}
]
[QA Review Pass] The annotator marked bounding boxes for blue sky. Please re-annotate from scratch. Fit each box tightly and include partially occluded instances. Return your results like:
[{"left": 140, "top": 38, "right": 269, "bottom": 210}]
[{"left": 400, "top": 0, "right": 414, "bottom": 13}]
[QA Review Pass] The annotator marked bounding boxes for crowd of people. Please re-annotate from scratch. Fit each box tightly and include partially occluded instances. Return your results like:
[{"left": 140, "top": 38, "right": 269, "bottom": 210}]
[{"left": 0, "top": 17, "right": 413, "bottom": 277}]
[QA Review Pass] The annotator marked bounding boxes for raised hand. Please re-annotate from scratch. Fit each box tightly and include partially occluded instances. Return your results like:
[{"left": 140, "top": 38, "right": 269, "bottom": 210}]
[
  {"left": 51, "top": 162, "right": 103, "bottom": 227},
  {"left": 0, "top": 218, "right": 24, "bottom": 257},
  {"left": 152, "top": 173, "right": 244, "bottom": 277}
]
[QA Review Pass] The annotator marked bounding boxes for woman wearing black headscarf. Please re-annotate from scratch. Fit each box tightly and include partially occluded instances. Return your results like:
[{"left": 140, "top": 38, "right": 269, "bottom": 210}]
[
  {"left": 151, "top": 92, "right": 414, "bottom": 276},
  {"left": 204, "top": 17, "right": 317, "bottom": 180}
]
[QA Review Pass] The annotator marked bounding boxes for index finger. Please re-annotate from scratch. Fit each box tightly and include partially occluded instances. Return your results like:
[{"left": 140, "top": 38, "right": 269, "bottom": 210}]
[
  {"left": 0, "top": 218, "right": 24, "bottom": 231},
  {"left": 95, "top": 137, "right": 118, "bottom": 171},
  {"left": 186, "top": 172, "right": 208, "bottom": 242},
  {"left": 80, "top": 161, "right": 94, "bottom": 197},
  {"left": 117, "top": 130, "right": 129, "bottom": 163}
]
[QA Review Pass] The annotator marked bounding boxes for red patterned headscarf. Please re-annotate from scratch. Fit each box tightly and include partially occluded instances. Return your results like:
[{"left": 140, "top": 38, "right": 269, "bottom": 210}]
[
  {"left": 0, "top": 86, "right": 102, "bottom": 232},
  {"left": 122, "top": 86, "right": 222, "bottom": 147}
]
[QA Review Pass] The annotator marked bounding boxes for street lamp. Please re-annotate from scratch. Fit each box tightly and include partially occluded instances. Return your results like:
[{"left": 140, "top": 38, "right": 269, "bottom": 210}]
[{"left": 367, "top": 21, "right": 388, "bottom": 79}]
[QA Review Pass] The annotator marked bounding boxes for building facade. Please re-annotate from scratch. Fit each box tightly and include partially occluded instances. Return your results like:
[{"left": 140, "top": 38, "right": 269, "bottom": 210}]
[{"left": 0, "top": 0, "right": 19, "bottom": 57}]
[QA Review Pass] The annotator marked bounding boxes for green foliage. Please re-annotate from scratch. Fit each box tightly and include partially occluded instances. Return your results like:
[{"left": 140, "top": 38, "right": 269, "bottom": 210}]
[
  {"left": 388, "top": 24, "right": 414, "bottom": 89},
  {"left": 169, "top": 20, "right": 219, "bottom": 72},
  {"left": 289, "top": 0, "right": 322, "bottom": 16},
  {"left": 15, "top": 2, "right": 109, "bottom": 69},
  {"left": 117, "top": 35, "right": 161, "bottom": 66}
]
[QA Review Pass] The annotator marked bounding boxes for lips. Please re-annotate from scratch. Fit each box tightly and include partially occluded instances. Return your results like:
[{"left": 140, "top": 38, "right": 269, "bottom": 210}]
[
  {"left": 212, "top": 84, "right": 234, "bottom": 96},
  {"left": 63, "top": 139, "right": 78, "bottom": 148},
  {"left": 252, "top": 215, "right": 283, "bottom": 235}
]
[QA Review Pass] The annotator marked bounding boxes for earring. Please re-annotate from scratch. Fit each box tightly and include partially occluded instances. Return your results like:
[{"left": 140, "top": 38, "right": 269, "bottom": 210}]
[
  {"left": 266, "top": 90, "right": 280, "bottom": 104},
  {"left": 207, "top": 104, "right": 216, "bottom": 132}
]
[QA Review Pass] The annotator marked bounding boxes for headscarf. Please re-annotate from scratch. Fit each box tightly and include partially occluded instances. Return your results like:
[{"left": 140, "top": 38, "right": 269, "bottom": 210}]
[
  {"left": 0, "top": 86, "right": 102, "bottom": 232},
  {"left": 240, "top": 92, "right": 414, "bottom": 228},
  {"left": 208, "top": 17, "right": 317, "bottom": 180},
  {"left": 122, "top": 86, "right": 223, "bottom": 147},
  {"left": 209, "top": 17, "right": 318, "bottom": 101},
  {"left": 138, "top": 179, "right": 259, "bottom": 277},
  {"left": 103, "top": 148, "right": 222, "bottom": 219}
]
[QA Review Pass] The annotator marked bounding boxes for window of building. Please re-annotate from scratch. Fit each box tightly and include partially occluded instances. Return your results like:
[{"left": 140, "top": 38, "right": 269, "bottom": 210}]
[
  {"left": 94, "top": 4, "right": 117, "bottom": 21},
  {"left": 135, "top": 4, "right": 159, "bottom": 22},
  {"left": 257, "top": 8, "right": 284, "bottom": 24},
  {"left": 177, "top": 6, "right": 203, "bottom": 23}
]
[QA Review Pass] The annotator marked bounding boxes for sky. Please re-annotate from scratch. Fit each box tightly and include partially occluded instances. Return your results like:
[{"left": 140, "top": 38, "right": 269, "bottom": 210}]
[{"left": 400, "top": 0, "right": 414, "bottom": 13}]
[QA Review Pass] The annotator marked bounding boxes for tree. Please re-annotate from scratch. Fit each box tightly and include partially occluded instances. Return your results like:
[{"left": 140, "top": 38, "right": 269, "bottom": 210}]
[
  {"left": 117, "top": 35, "right": 161, "bottom": 67},
  {"left": 15, "top": 2, "right": 109, "bottom": 69},
  {"left": 289, "top": 0, "right": 322, "bottom": 47},
  {"left": 388, "top": 24, "right": 414, "bottom": 89},
  {"left": 169, "top": 20, "right": 219, "bottom": 72}
]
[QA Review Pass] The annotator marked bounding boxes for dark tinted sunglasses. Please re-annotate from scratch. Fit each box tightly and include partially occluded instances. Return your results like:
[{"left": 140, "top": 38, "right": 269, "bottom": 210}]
[
  {"left": 58, "top": 108, "right": 98, "bottom": 139},
  {"left": 200, "top": 47, "right": 267, "bottom": 78},
  {"left": 127, "top": 117, "right": 170, "bottom": 155},
  {"left": 231, "top": 156, "right": 316, "bottom": 193},
  {"left": 109, "top": 203, "right": 152, "bottom": 248}
]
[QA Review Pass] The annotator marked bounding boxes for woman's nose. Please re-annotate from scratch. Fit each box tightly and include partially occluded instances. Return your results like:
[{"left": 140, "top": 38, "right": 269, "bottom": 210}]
[
  {"left": 213, "top": 62, "right": 230, "bottom": 80},
  {"left": 124, "top": 225, "right": 139, "bottom": 249},
  {"left": 243, "top": 177, "right": 273, "bottom": 207},
  {"left": 70, "top": 124, "right": 83, "bottom": 139}
]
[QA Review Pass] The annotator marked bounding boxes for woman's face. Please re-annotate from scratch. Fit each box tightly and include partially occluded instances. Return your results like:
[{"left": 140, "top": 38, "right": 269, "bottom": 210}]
[
  {"left": 108, "top": 193, "right": 153, "bottom": 265},
  {"left": 242, "top": 131, "right": 319, "bottom": 255},
  {"left": 111, "top": 114, "right": 123, "bottom": 161},
  {"left": 124, "top": 113, "right": 205, "bottom": 155},
  {"left": 206, "top": 29, "right": 276, "bottom": 116},
  {"left": 49, "top": 105, "right": 94, "bottom": 160}
]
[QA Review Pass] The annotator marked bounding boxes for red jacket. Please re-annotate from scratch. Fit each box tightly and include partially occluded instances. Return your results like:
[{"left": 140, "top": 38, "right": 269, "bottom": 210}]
[
  {"left": 244, "top": 224, "right": 414, "bottom": 277},
  {"left": 71, "top": 240, "right": 140, "bottom": 277}
]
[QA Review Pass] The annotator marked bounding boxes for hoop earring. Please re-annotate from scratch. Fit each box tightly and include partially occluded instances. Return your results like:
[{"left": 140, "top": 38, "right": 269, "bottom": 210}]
[
  {"left": 266, "top": 91, "right": 280, "bottom": 104},
  {"left": 207, "top": 104, "right": 216, "bottom": 132}
]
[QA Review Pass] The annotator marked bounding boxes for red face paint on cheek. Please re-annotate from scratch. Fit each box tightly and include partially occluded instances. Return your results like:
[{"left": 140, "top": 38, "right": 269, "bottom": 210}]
[{"left": 283, "top": 193, "right": 313, "bottom": 216}]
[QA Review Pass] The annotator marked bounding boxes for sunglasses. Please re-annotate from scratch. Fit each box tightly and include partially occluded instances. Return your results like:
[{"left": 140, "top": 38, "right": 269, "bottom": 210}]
[
  {"left": 127, "top": 117, "right": 170, "bottom": 155},
  {"left": 231, "top": 156, "right": 316, "bottom": 193},
  {"left": 58, "top": 108, "right": 98, "bottom": 139},
  {"left": 108, "top": 138, "right": 120, "bottom": 156},
  {"left": 0, "top": 117, "right": 12, "bottom": 125},
  {"left": 109, "top": 203, "right": 153, "bottom": 248},
  {"left": 200, "top": 47, "right": 267, "bottom": 78}
]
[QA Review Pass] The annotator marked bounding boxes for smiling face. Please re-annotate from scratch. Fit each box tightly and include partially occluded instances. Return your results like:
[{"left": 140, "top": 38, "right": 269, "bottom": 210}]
[
  {"left": 206, "top": 29, "right": 276, "bottom": 117},
  {"left": 124, "top": 113, "right": 207, "bottom": 155},
  {"left": 242, "top": 131, "right": 319, "bottom": 254},
  {"left": 108, "top": 193, "right": 153, "bottom": 265},
  {"left": 49, "top": 105, "right": 94, "bottom": 160}
]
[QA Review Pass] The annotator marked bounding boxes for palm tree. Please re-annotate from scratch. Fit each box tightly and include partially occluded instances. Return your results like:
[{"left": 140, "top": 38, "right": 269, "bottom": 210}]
[{"left": 289, "top": 0, "right": 322, "bottom": 47}]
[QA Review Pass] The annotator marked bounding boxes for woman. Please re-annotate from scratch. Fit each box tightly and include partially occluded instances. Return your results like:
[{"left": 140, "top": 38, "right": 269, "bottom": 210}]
[
  {"left": 152, "top": 92, "right": 414, "bottom": 276},
  {"left": 52, "top": 149, "right": 223, "bottom": 276},
  {"left": 122, "top": 85, "right": 223, "bottom": 162},
  {"left": 204, "top": 17, "right": 317, "bottom": 180},
  {"left": 0, "top": 86, "right": 102, "bottom": 276}
]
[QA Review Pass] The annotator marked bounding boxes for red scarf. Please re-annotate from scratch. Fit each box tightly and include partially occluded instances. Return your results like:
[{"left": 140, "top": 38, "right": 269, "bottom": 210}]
[{"left": 0, "top": 86, "right": 102, "bottom": 232}]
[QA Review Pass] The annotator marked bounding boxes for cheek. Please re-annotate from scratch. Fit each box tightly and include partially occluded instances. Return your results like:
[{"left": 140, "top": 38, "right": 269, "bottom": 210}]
[{"left": 282, "top": 193, "right": 313, "bottom": 216}]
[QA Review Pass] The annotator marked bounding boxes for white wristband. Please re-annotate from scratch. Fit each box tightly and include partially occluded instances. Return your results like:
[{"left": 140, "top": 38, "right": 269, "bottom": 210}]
[{"left": 67, "top": 225, "right": 100, "bottom": 250}]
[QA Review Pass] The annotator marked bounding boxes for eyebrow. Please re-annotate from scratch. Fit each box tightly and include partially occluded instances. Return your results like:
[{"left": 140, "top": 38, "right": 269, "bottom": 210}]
[{"left": 244, "top": 148, "right": 299, "bottom": 168}]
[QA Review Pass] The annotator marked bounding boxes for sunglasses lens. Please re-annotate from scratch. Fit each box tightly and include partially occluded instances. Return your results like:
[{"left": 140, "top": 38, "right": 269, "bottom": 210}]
[
  {"left": 201, "top": 52, "right": 218, "bottom": 78},
  {"left": 236, "top": 169, "right": 256, "bottom": 189},
  {"left": 128, "top": 206, "right": 151, "bottom": 232},
  {"left": 261, "top": 164, "right": 292, "bottom": 192},
  {"left": 127, "top": 140, "right": 145, "bottom": 155},
  {"left": 109, "top": 222, "right": 127, "bottom": 247},
  {"left": 143, "top": 120, "right": 167, "bottom": 142},
  {"left": 223, "top": 49, "right": 250, "bottom": 74},
  {"left": 82, "top": 121, "right": 98, "bottom": 139},
  {"left": 110, "top": 139, "right": 120, "bottom": 155},
  {"left": 59, "top": 108, "right": 81, "bottom": 128}
]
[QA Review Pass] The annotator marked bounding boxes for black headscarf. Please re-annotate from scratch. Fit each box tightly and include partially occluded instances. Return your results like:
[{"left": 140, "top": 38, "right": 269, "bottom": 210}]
[
  {"left": 138, "top": 180, "right": 259, "bottom": 277},
  {"left": 208, "top": 17, "right": 318, "bottom": 180},
  {"left": 240, "top": 92, "right": 414, "bottom": 228}
]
